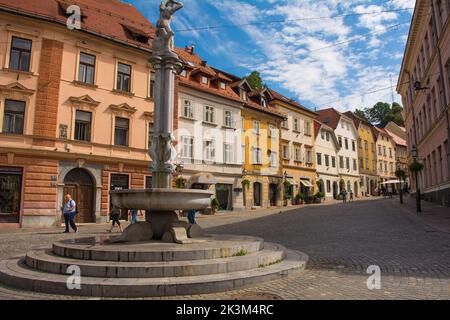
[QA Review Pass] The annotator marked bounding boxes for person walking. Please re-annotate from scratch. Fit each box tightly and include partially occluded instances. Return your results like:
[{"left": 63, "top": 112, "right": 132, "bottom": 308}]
[
  {"left": 187, "top": 209, "right": 197, "bottom": 225},
  {"left": 342, "top": 190, "right": 347, "bottom": 203},
  {"left": 129, "top": 209, "right": 141, "bottom": 225},
  {"left": 63, "top": 194, "right": 78, "bottom": 233},
  {"left": 109, "top": 205, "right": 123, "bottom": 233},
  {"left": 349, "top": 190, "right": 354, "bottom": 202}
]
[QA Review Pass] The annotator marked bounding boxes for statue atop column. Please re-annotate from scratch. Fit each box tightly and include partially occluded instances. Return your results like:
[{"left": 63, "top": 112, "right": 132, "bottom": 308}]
[{"left": 154, "top": 0, "right": 184, "bottom": 54}]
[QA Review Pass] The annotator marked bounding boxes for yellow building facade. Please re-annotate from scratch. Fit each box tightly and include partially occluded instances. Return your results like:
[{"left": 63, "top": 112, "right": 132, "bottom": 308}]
[{"left": 241, "top": 90, "right": 285, "bottom": 209}]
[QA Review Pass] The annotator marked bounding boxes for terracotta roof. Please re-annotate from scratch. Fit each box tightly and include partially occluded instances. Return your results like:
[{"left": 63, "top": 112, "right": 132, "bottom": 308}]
[
  {"left": 372, "top": 126, "right": 392, "bottom": 139},
  {"left": 384, "top": 128, "right": 407, "bottom": 147},
  {"left": 244, "top": 100, "right": 286, "bottom": 120},
  {"left": 177, "top": 77, "right": 243, "bottom": 104},
  {"left": 316, "top": 108, "right": 342, "bottom": 130},
  {"left": 0, "top": 0, "right": 155, "bottom": 50},
  {"left": 268, "top": 88, "right": 317, "bottom": 116}
]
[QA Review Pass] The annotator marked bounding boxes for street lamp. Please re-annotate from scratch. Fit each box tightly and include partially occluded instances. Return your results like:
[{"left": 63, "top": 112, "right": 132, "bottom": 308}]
[{"left": 411, "top": 145, "right": 422, "bottom": 213}]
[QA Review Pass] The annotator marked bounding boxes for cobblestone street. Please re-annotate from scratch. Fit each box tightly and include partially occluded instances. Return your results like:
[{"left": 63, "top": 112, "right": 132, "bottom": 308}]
[{"left": 0, "top": 197, "right": 450, "bottom": 300}]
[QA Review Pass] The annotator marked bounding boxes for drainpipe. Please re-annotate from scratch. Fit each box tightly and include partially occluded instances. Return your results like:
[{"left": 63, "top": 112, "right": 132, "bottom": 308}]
[{"left": 430, "top": 0, "right": 450, "bottom": 185}]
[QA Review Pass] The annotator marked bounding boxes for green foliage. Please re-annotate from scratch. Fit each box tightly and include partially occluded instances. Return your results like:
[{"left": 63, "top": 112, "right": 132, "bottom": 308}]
[
  {"left": 409, "top": 162, "right": 424, "bottom": 173},
  {"left": 284, "top": 192, "right": 292, "bottom": 201},
  {"left": 234, "top": 249, "right": 248, "bottom": 257},
  {"left": 357, "top": 102, "right": 404, "bottom": 127},
  {"left": 246, "top": 71, "right": 265, "bottom": 90},
  {"left": 316, "top": 192, "right": 325, "bottom": 199},
  {"left": 295, "top": 193, "right": 306, "bottom": 202},
  {"left": 175, "top": 177, "right": 187, "bottom": 189},
  {"left": 242, "top": 179, "right": 250, "bottom": 188},
  {"left": 211, "top": 197, "right": 220, "bottom": 209},
  {"left": 259, "top": 259, "right": 282, "bottom": 268}
]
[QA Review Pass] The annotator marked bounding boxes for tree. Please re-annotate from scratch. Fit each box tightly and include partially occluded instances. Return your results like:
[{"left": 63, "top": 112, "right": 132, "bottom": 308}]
[
  {"left": 358, "top": 102, "right": 404, "bottom": 127},
  {"left": 354, "top": 108, "right": 369, "bottom": 122},
  {"left": 246, "top": 71, "right": 265, "bottom": 90}
]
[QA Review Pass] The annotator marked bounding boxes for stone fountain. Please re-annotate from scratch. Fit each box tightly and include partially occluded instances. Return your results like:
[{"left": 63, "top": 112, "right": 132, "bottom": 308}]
[{"left": 0, "top": 0, "right": 308, "bottom": 298}]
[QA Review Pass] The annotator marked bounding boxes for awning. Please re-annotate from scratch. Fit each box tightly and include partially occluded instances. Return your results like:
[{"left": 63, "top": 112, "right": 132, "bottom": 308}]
[
  {"left": 300, "top": 180, "right": 313, "bottom": 187},
  {"left": 189, "top": 173, "right": 217, "bottom": 185},
  {"left": 381, "top": 180, "right": 402, "bottom": 185},
  {"left": 286, "top": 178, "right": 297, "bottom": 186}
]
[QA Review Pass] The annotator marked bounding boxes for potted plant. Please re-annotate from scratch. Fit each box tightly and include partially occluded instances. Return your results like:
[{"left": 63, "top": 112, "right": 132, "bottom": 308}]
[
  {"left": 242, "top": 178, "right": 250, "bottom": 189},
  {"left": 295, "top": 193, "right": 305, "bottom": 204},
  {"left": 211, "top": 197, "right": 220, "bottom": 215},
  {"left": 283, "top": 192, "right": 292, "bottom": 207}
]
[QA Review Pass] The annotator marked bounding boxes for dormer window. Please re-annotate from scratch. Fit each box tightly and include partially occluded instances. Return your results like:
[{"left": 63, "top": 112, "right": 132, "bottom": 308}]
[
  {"left": 241, "top": 89, "right": 248, "bottom": 101},
  {"left": 261, "top": 98, "right": 267, "bottom": 108},
  {"left": 180, "top": 69, "right": 187, "bottom": 77},
  {"left": 201, "top": 76, "right": 208, "bottom": 85},
  {"left": 220, "top": 82, "right": 226, "bottom": 90}
]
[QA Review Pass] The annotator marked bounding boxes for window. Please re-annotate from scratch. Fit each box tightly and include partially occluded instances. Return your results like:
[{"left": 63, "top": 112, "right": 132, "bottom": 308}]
[
  {"left": 78, "top": 52, "right": 95, "bottom": 84},
  {"left": 325, "top": 154, "right": 330, "bottom": 167},
  {"left": 364, "top": 140, "right": 368, "bottom": 150},
  {"left": 114, "top": 117, "right": 129, "bottom": 146},
  {"left": 180, "top": 69, "right": 187, "bottom": 77},
  {"left": 183, "top": 100, "right": 194, "bottom": 119},
  {"left": 224, "top": 110, "right": 233, "bottom": 127},
  {"left": 181, "top": 136, "right": 193, "bottom": 158},
  {"left": 353, "top": 159, "right": 357, "bottom": 171},
  {"left": 326, "top": 132, "right": 330, "bottom": 141},
  {"left": 332, "top": 156, "right": 336, "bottom": 168},
  {"left": 148, "top": 122, "right": 153, "bottom": 150},
  {"left": 321, "top": 130, "right": 325, "bottom": 139},
  {"left": 242, "top": 145, "right": 246, "bottom": 164},
  {"left": 360, "top": 158, "right": 364, "bottom": 169},
  {"left": 117, "top": 63, "right": 132, "bottom": 92},
  {"left": 294, "top": 119, "right": 299, "bottom": 132},
  {"left": 384, "top": 161, "right": 388, "bottom": 173},
  {"left": 341, "top": 121, "right": 345, "bottom": 129},
  {"left": 253, "top": 148, "right": 262, "bottom": 164},
  {"left": 220, "top": 82, "right": 226, "bottom": 90},
  {"left": 339, "top": 156, "right": 344, "bottom": 169},
  {"left": 389, "top": 162, "right": 394, "bottom": 174},
  {"left": 295, "top": 147, "right": 301, "bottom": 161},
  {"left": 9, "top": 36, "right": 32, "bottom": 72},
  {"left": 383, "top": 146, "right": 386, "bottom": 156},
  {"left": 282, "top": 145, "right": 290, "bottom": 160},
  {"left": 345, "top": 138, "right": 349, "bottom": 150},
  {"left": 204, "top": 106, "right": 215, "bottom": 123},
  {"left": 379, "top": 161, "right": 383, "bottom": 171},
  {"left": 2, "top": 100, "right": 25, "bottom": 134},
  {"left": 378, "top": 145, "right": 382, "bottom": 156},
  {"left": 204, "top": 140, "right": 215, "bottom": 161},
  {"left": 149, "top": 72, "right": 155, "bottom": 98},
  {"left": 261, "top": 98, "right": 267, "bottom": 108},
  {"left": 346, "top": 157, "right": 350, "bottom": 170},
  {"left": 282, "top": 118, "right": 289, "bottom": 129},
  {"left": 389, "top": 148, "right": 393, "bottom": 158},
  {"left": 306, "top": 150, "right": 313, "bottom": 164},
  {"left": 224, "top": 143, "right": 233, "bottom": 163},
  {"left": 74, "top": 110, "right": 92, "bottom": 142},
  {"left": 269, "top": 152, "right": 278, "bottom": 167},
  {"left": 366, "top": 159, "right": 369, "bottom": 170},
  {"left": 269, "top": 125, "right": 277, "bottom": 138},
  {"left": 317, "top": 153, "right": 322, "bottom": 166},
  {"left": 326, "top": 180, "right": 331, "bottom": 193},
  {"left": 253, "top": 120, "right": 260, "bottom": 135},
  {"left": 338, "top": 136, "right": 342, "bottom": 147},
  {"left": 241, "top": 89, "right": 248, "bottom": 101},
  {"left": 352, "top": 140, "right": 356, "bottom": 151},
  {"left": 305, "top": 121, "right": 312, "bottom": 135},
  {"left": 201, "top": 76, "right": 208, "bottom": 85}
]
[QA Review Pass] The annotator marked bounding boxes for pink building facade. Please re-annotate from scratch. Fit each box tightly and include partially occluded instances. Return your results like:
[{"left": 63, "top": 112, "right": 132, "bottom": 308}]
[{"left": 397, "top": 0, "right": 450, "bottom": 206}]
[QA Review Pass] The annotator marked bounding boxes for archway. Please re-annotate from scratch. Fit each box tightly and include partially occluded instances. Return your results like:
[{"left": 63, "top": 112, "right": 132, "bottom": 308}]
[
  {"left": 354, "top": 181, "right": 358, "bottom": 197},
  {"left": 333, "top": 181, "right": 339, "bottom": 199},
  {"left": 253, "top": 182, "right": 262, "bottom": 207},
  {"left": 318, "top": 180, "right": 325, "bottom": 193},
  {"left": 63, "top": 168, "right": 95, "bottom": 223},
  {"left": 269, "top": 183, "right": 278, "bottom": 207},
  {"left": 339, "top": 179, "right": 345, "bottom": 193}
]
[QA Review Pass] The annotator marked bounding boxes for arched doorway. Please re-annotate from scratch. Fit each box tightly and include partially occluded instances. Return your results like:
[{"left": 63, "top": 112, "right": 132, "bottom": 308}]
[
  {"left": 339, "top": 179, "right": 345, "bottom": 193},
  {"left": 354, "top": 181, "right": 358, "bottom": 197},
  {"left": 63, "top": 168, "right": 95, "bottom": 223},
  {"left": 333, "top": 181, "right": 339, "bottom": 199},
  {"left": 318, "top": 180, "right": 325, "bottom": 193},
  {"left": 253, "top": 182, "right": 262, "bottom": 207}
]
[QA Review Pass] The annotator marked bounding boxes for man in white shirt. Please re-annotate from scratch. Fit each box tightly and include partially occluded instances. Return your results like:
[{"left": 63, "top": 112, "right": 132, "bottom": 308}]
[{"left": 63, "top": 194, "right": 78, "bottom": 233}]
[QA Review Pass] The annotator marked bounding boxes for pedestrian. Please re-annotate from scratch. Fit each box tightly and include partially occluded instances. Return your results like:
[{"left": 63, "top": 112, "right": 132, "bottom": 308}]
[
  {"left": 129, "top": 209, "right": 139, "bottom": 225},
  {"left": 349, "top": 190, "right": 354, "bottom": 202},
  {"left": 342, "top": 190, "right": 347, "bottom": 203},
  {"left": 62, "top": 194, "right": 78, "bottom": 233},
  {"left": 187, "top": 209, "right": 197, "bottom": 225},
  {"left": 108, "top": 205, "right": 123, "bottom": 233}
]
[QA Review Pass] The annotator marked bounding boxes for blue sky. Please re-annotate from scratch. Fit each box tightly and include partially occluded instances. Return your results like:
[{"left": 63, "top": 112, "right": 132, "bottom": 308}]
[{"left": 126, "top": 0, "right": 415, "bottom": 112}]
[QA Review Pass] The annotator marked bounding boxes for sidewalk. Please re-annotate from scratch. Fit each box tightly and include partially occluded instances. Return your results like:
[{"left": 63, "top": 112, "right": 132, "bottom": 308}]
[{"left": 394, "top": 194, "right": 450, "bottom": 234}]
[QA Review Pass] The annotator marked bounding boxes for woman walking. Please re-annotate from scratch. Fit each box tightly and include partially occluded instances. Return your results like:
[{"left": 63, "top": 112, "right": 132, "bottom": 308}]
[{"left": 109, "top": 205, "right": 123, "bottom": 233}]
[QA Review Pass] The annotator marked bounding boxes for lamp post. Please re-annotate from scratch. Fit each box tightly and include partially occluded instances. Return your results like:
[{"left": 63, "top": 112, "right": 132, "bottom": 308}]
[
  {"left": 396, "top": 163, "right": 403, "bottom": 205},
  {"left": 411, "top": 145, "right": 422, "bottom": 213}
]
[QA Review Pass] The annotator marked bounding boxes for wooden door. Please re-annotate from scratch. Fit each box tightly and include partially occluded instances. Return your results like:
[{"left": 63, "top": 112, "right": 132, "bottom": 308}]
[{"left": 63, "top": 169, "right": 95, "bottom": 223}]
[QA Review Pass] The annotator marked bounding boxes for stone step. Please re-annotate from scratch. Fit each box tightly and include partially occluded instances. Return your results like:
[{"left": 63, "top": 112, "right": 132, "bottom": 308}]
[
  {"left": 25, "top": 243, "right": 286, "bottom": 278},
  {"left": 52, "top": 235, "right": 264, "bottom": 262},
  {"left": 0, "top": 250, "right": 308, "bottom": 297}
]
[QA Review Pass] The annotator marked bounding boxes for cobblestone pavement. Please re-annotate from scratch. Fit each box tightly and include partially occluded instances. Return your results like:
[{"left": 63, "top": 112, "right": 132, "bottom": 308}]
[{"left": 0, "top": 197, "right": 450, "bottom": 300}]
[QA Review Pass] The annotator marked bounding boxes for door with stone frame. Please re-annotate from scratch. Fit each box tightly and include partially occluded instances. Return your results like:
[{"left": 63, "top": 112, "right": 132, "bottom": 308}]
[{"left": 63, "top": 168, "right": 95, "bottom": 223}]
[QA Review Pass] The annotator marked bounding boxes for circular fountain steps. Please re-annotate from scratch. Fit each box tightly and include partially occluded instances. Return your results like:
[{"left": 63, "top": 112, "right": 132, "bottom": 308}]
[{"left": 0, "top": 235, "right": 308, "bottom": 298}]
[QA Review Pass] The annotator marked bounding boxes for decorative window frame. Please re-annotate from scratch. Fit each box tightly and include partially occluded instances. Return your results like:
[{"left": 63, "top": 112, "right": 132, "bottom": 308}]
[
  {"left": 109, "top": 103, "right": 137, "bottom": 147},
  {"left": 68, "top": 95, "right": 100, "bottom": 141},
  {"left": 113, "top": 57, "right": 136, "bottom": 94},
  {"left": 0, "top": 82, "right": 35, "bottom": 135},
  {"left": 73, "top": 43, "right": 101, "bottom": 87}
]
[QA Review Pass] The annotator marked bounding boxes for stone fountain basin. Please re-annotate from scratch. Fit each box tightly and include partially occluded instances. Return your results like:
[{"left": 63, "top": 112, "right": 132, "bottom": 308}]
[{"left": 110, "top": 189, "right": 213, "bottom": 211}]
